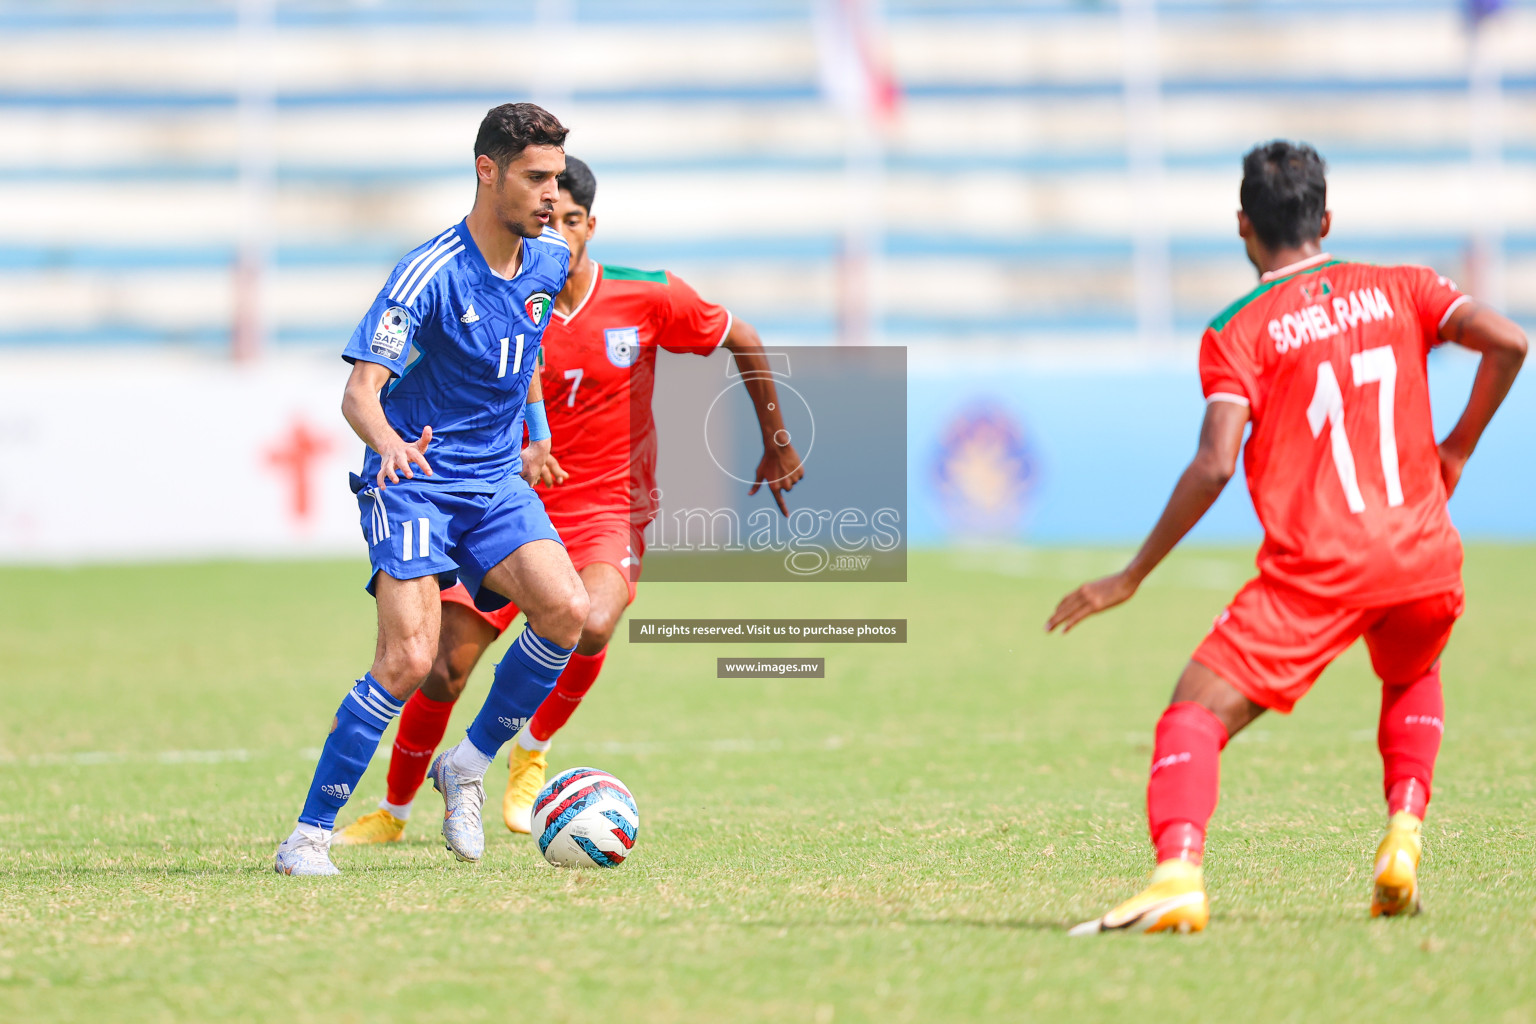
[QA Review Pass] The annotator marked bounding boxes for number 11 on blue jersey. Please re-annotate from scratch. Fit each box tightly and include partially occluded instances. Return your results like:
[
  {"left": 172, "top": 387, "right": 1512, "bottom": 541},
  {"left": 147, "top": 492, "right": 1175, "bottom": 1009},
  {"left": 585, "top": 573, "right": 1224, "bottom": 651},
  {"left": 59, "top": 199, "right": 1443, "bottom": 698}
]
[{"left": 498, "top": 335, "right": 525, "bottom": 378}]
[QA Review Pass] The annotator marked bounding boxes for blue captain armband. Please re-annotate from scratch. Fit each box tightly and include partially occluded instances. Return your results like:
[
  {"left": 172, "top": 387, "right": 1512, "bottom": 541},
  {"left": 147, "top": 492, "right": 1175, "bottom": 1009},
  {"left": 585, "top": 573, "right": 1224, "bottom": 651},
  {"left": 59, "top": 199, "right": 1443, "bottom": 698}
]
[{"left": 525, "top": 400, "right": 551, "bottom": 443}]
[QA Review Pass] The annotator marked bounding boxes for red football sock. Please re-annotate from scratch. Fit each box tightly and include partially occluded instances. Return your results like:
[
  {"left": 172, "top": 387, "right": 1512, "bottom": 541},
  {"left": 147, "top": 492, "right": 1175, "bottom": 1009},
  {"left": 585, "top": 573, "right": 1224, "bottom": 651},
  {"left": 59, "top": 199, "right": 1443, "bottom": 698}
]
[
  {"left": 385, "top": 691, "right": 456, "bottom": 807},
  {"left": 1146, "top": 701, "right": 1230, "bottom": 865},
  {"left": 1378, "top": 664, "right": 1444, "bottom": 820},
  {"left": 527, "top": 648, "right": 607, "bottom": 742}
]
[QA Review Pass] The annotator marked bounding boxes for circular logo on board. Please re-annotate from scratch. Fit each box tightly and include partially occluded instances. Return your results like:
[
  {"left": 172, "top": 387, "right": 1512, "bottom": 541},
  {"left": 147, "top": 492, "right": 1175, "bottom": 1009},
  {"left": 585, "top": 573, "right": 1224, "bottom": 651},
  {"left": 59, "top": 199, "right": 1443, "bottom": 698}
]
[{"left": 932, "top": 403, "right": 1036, "bottom": 536}]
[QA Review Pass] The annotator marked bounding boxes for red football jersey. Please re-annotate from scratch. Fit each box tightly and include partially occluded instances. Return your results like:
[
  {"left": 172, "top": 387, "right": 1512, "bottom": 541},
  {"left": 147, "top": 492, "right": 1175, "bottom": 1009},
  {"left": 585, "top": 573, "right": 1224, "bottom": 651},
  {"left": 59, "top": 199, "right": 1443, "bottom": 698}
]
[
  {"left": 537, "top": 263, "right": 731, "bottom": 526},
  {"left": 1200, "top": 253, "right": 1468, "bottom": 607}
]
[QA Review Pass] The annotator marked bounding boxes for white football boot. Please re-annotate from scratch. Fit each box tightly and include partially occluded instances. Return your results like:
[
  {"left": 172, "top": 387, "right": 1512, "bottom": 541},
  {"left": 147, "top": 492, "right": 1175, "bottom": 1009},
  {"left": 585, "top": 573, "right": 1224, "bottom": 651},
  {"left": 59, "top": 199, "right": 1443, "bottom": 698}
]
[
  {"left": 429, "top": 749, "right": 486, "bottom": 863},
  {"left": 273, "top": 826, "right": 340, "bottom": 876}
]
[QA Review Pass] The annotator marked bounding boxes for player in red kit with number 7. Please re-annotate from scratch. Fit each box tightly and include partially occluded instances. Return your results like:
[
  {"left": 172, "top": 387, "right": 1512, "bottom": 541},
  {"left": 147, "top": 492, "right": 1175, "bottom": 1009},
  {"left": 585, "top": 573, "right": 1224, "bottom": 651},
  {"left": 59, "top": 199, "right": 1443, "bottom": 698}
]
[
  {"left": 1050, "top": 141, "right": 1526, "bottom": 934},
  {"left": 333, "top": 156, "right": 805, "bottom": 847}
]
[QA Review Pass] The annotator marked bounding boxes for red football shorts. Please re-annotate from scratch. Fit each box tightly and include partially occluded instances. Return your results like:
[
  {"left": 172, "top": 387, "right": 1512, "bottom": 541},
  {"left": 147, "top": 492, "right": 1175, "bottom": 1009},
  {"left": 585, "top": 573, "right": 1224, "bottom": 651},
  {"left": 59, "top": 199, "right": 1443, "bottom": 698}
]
[
  {"left": 1192, "top": 577, "right": 1464, "bottom": 714},
  {"left": 438, "top": 514, "right": 645, "bottom": 636}
]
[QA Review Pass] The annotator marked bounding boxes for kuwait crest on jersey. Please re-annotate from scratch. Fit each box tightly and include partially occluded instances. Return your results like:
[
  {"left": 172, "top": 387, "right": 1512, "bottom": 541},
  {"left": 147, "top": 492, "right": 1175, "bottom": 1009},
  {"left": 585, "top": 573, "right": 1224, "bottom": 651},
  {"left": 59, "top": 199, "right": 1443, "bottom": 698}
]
[{"left": 525, "top": 292, "right": 553, "bottom": 326}]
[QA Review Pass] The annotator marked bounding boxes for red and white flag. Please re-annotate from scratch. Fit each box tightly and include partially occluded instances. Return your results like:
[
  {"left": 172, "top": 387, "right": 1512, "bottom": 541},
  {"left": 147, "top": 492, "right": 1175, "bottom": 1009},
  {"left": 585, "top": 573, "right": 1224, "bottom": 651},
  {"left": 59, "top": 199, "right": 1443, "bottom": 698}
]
[{"left": 813, "top": 0, "right": 900, "bottom": 125}]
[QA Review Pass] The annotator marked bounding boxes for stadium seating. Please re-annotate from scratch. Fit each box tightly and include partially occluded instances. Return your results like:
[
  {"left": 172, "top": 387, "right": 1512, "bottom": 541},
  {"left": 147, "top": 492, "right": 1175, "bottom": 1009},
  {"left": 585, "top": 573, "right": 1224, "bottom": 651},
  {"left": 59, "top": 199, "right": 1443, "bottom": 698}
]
[{"left": 0, "top": 0, "right": 1533, "bottom": 349}]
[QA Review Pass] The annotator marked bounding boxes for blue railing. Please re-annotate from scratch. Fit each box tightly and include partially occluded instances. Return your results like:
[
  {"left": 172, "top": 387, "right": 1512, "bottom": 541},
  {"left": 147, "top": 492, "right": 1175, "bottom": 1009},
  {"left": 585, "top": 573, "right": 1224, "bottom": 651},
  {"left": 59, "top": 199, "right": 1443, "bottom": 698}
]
[
  {"left": 4, "top": 144, "right": 1536, "bottom": 183},
  {"left": 4, "top": 233, "right": 1531, "bottom": 274},
  {"left": 0, "top": 0, "right": 1521, "bottom": 31},
  {"left": 3, "top": 74, "right": 1536, "bottom": 109}
]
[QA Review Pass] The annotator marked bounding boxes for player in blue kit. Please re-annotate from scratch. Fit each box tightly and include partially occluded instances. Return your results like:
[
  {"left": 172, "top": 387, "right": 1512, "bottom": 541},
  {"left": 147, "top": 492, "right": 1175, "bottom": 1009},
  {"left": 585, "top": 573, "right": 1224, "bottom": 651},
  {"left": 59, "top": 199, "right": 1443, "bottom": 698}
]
[{"left": 275, "top": 103, "right": 590, "bottom": 876}]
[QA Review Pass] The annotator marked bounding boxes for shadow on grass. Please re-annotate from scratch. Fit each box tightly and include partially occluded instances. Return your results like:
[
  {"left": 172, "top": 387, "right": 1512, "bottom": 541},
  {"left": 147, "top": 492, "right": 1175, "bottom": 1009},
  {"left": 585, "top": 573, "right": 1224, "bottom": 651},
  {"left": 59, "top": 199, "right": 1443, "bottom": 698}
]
[
  {"left": 0, "top": 862, "right": 523, "bottom": 882},
  {"left": 735, "top": 916, "right": 1069, "bottom": 932},
  {"left": 1, "top": 864, "right": 253, "bottom": 880}
]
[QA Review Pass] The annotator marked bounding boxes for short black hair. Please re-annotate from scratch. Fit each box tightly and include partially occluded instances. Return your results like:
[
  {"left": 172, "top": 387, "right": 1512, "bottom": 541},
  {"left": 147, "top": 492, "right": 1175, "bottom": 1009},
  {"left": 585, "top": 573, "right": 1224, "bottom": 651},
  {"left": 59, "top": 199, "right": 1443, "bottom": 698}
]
[
  {"left": 558, "top": 156, "right": 597, "bottom": 213},
  {"left": 474, "top": 103, "right": 568, "bottom": 170},
  {"left": 1240, "top": 141, "right": 1328, "bottom": 249}
]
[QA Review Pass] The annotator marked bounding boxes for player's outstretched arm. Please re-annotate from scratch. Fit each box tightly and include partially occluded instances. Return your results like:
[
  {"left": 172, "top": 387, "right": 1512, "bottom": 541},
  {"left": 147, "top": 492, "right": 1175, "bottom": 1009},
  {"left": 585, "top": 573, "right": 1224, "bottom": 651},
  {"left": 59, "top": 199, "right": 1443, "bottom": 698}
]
[
  {"left": 1047, "top": 400, "right": 1249, "bottom": 634},
  {"left": 723, "top": 319, "right": 804, "bottom": 517},
  {"left": 1436, "top": 300, "right": 1527, "bottom": 497},
  {"left": 342, "top": 359, "right": 433, "bottom": 487}
]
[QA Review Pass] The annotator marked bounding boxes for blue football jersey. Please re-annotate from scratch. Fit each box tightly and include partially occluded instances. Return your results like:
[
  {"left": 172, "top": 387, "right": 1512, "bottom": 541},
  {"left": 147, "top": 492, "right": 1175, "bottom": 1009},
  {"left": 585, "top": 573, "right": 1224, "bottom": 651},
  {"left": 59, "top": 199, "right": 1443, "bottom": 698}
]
[{"left": 343, "top": 218, "right": 571, "bottom": 485}]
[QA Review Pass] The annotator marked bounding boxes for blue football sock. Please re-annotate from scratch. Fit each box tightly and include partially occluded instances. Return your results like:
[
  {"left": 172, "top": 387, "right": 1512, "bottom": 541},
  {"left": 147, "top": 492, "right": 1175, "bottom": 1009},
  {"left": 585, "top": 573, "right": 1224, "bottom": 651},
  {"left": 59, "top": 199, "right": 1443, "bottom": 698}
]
[
  {"left": 463, "top": 627, "right": 574, "bottom": 762},
  {"left": 298, "top": 674, "right": 404, "bottom": 830}
]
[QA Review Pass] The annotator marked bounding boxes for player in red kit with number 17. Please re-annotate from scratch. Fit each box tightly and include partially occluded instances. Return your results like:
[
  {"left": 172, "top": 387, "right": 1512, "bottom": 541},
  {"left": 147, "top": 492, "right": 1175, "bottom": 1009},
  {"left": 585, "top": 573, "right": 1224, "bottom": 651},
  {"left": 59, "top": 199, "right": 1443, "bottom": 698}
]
[{"left": 1049, "top": 141, "right": 1526, "bottom": 934}]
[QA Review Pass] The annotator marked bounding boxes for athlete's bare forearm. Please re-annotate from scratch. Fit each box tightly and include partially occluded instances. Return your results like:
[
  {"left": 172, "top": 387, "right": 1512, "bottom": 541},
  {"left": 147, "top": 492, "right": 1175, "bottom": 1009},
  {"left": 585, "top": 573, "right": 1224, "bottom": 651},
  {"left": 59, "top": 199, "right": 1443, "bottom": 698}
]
[
  {"left": 342, "top": 360, "right": 406, "bottom": 453},
  {"left": 723, "top": 318, "right": 805, "bottom": 515},
  {"left": 342, "top": 359, "right": 433, "bottom": 486},
  {"left": 1124, "top": 445, "right": 1236, "bottom": 585},
  {"left": 1047, "top": 401, "right": 1247, "bottom": 634},
  {"left": 722, "top": 320, "right": 786, "bottom": 444},
  {"left": 519, "top": 365, "right": 552, "bottom": 486},
  {"left": 1437, "top": 300, "right": 1526, "bottom": 470}
]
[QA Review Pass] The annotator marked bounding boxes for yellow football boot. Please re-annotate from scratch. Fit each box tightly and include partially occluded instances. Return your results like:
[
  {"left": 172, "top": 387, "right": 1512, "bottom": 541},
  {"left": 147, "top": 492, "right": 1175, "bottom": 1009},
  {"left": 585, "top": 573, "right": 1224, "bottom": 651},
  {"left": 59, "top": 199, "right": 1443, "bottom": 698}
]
[
  {"left": 502, "top": 744, "right": 548, "bottom": 834},
  {"left": 1371, "top": 811, "right": 1423, "bottom": 918},
  {"left": 331, "top": 807, "right": 406, "bottom": 846},
  {"left": 1069, "top": 859, "right": 1210, "bottom": 935}
]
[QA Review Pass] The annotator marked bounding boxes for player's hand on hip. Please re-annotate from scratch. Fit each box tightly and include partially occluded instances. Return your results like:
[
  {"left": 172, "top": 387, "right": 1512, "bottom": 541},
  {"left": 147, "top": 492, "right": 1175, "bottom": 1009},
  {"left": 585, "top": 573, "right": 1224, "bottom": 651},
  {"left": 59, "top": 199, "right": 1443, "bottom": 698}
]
[
  {"left": 522, "top": 445, "right": 567, "bottom": 487},
  {"left": 539, "top": 451, "right": 569, "bottom": 487},
  {"left": 520, "top": 438, "right": 554, "bottom": 487},
  {"left": 376, "top": 426, "right": 433, "bottom": 487},
  {"left": 1046, "top": 572, "right": 1138, "bottom": 635},
  {"left": 1436, "top": 442, "right": 1468, "bottom": 499},
  {"left": 750, "top": 441, "right": 805, "bottom": 517}
]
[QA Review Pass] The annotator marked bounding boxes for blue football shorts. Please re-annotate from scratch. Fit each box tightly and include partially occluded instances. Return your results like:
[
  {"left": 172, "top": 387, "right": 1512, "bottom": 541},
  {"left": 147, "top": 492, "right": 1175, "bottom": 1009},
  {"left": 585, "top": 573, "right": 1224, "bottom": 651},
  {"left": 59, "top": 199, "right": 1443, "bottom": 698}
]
[{"left": 351, "top": 472, "right": 563, "bottom": 612}]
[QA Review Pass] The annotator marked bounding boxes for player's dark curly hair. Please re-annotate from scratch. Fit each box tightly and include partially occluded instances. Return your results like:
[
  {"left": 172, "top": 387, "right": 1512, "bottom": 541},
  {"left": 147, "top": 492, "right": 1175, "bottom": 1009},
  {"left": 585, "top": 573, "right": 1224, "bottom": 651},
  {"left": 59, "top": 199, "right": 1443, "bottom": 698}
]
[
  {"left": 1240, "top": 141, "right": 1328, "bottom": 250},
  {"left": 474, "top": 103, "right": 568, "bottom": 169},
  {"left": 558, "top": 156, "right": 597, "bottom": 213}
]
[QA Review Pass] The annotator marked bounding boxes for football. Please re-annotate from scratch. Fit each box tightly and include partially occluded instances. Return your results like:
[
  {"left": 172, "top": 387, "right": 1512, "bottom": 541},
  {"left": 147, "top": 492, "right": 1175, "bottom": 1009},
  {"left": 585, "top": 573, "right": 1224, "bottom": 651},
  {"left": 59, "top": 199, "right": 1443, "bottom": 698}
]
[{"left": 530, "top": 767, "right": 639, "bottom": 868}]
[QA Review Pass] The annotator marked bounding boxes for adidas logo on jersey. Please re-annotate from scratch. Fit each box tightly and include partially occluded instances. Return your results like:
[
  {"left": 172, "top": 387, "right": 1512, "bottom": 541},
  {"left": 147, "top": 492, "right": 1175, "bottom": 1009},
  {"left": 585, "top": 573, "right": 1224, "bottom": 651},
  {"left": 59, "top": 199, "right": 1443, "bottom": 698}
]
[
  {"left": 320, "top": 782, "right": 353, "bottom": 801},
  {"left": 460, "top": 304, "right": 480, "bottom": 324}
]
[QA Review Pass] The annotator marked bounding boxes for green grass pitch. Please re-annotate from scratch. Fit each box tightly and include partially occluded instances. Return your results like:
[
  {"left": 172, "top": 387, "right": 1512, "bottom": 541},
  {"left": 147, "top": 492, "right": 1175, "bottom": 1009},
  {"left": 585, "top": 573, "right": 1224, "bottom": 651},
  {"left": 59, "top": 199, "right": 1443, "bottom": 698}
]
[{"left": 3, "top": 547, "right": 1536, "bottom": 1023}]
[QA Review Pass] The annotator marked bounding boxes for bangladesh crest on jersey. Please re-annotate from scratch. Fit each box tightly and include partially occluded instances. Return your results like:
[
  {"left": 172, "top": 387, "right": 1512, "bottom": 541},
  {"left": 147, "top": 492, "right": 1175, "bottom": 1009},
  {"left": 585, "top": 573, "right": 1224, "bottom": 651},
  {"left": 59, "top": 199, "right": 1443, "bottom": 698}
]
[
  {"left": 604, "top": 326, "right": 641, "bottom": 368},
  {"left": 1300, "top": 278, "right": 1334, "bottom": 303},
  {"left": 525, "top": 292, "right": 553, "bottom": 326}
]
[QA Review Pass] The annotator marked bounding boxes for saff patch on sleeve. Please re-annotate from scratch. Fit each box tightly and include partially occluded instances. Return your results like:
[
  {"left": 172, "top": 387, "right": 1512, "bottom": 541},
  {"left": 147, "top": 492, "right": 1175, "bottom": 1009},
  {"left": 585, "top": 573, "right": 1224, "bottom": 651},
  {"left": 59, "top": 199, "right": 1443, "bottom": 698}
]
[
  {"left": 371, "top": 306, "right": 410, "bottom": 360},
  {"left": 604, "top": 326, "right": 641, "bottom": 368}
]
